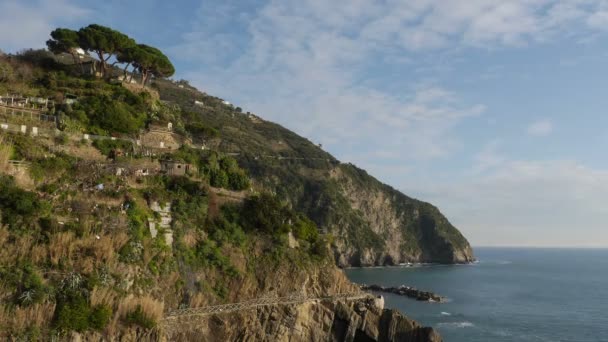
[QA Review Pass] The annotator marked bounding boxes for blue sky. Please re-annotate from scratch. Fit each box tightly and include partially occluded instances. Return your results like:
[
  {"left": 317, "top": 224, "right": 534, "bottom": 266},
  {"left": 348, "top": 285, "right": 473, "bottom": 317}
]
[{"left": 2, "top": 0, "right": 608, "bottom": 247}]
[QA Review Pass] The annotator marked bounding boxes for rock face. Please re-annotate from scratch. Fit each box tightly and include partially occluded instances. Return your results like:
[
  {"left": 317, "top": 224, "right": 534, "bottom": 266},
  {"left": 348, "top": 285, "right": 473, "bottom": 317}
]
[
  {"left": 165, "top": 298, "right": 441, "bottom": 342},
  {"left": 323, "top": 164, "right": 475, "bottom": 267},
  {"left": 161, "top": 258, "right": 441, "bottom": 342}
]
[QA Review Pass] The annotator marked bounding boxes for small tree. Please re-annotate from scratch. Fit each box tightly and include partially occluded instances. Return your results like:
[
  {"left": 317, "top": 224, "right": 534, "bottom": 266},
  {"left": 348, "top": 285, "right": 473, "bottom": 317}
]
[
  {"left": 131, "top": 44, "right": 175, "bottom": 86},
  {"left": 78, "top": 24, "right": 135, "bottom": 77},
  {"left": 116, "top": 45, "right": 142, "bottom": 81},
  {"left": 46, "top": 28, "right": 83, "bottom": 72}
]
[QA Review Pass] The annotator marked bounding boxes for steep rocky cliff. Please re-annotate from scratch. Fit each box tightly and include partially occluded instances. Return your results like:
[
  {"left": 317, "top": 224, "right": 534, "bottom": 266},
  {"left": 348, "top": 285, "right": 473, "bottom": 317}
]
[
  {"left": 165, "top": 299, "right": 441, "bottom": 342},
  {"left": 328, "top": 165, "right": 474, "bottom": 267},
  {"left": 156, "top": 81, "right": 475, "bottom": 266},
  {"left": 162, "top": 258, "right": 442, "bottom": 342}
]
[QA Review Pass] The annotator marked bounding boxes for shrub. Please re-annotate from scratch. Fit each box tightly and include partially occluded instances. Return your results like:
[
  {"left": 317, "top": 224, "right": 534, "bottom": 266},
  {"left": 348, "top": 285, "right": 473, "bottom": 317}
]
[
  {"left": 185, "top": 122, "right": 219, "bottom": 139},
  {"left": 53, "top": 292, "right": 91, "bottom": 332},
  {"left": 92, "top": 139, "right": 133, "bottom": 157},
  {"left": 292, "top": 215, "right": 319, "bottom": 243},
  {"left": 29, "top": 153, "right": 74, "bottom": 181},
  {"left": 73, "top": 91, "right": 147, "bottom": 135},
  {"left": 241, "top": 193, "right": 290, "bottom": 235},
  {"left": 88, "top": 304, "right": 112, "bottom": 330},
  {"left": 0, "top": 175, "right": 49, "bottom": 230},
  {"left": 5, "top": 265, "right": 50, "bottom": 306},
  {"left": 201, "top": 153, "right": 250, "bottom": 191},
  {"left": 124, "top": 304, "right": 156, "bottom": 329},
  {"left": 54, "top": 134, "right": 69, "bottom": 145}
]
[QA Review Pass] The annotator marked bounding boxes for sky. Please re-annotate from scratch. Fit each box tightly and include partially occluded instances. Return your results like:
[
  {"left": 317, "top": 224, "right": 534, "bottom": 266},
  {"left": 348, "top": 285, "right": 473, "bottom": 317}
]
[{"left": 2, "top": 0, "right": 608, "bottom": 247}]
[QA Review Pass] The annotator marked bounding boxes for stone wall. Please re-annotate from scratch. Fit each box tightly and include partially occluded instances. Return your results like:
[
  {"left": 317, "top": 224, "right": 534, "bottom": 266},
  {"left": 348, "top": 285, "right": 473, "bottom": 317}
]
[{"left": 140, "top": 130, "right": 182, "bottom": 150}]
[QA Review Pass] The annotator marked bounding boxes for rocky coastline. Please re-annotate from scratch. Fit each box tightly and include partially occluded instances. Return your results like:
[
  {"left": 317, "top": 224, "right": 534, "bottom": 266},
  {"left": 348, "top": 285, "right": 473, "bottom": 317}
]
[{"left": 361, "top": 284, "right": 445, "bottom": 302}]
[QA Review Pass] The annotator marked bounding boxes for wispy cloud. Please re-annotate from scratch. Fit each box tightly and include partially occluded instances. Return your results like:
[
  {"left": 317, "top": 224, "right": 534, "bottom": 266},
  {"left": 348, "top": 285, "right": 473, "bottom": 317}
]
[
  {"left": 527, "top": 119, "right": 554, "bottom": 137},
  {"left": 176, "top": 0, "right": 495, "bottom": 167},
  {"left": 408, "top": 158, "right": 608, "bottom": 247},
  {"left": 0, "top": 0, "right": 89, "bottom": 52}
]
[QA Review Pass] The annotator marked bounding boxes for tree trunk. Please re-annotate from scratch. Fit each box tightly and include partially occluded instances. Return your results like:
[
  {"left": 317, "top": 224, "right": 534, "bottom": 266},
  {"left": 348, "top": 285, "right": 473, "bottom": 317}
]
[
  {"left": 128, "top": 67, "right": 136, "bottom": 83},
  {"left": 122, "top": 63, "right": 131, "bottom": 79},
  {"left": 70, "top": 52, "right": 84, "bottom": 74},
  {"left": 96, "top": 51, "right": 106, "bottom": 78},
  {"left": 141, "top": 70, "right": 148, "bottom": 88}
]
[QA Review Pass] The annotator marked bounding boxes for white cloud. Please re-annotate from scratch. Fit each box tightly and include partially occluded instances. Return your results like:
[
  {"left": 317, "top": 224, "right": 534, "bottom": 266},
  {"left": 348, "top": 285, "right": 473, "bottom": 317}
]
[
  {"left": 177, "top": 0, "right": 490, "bottom": 166},
  {"left": 408, "top": 158, "right": 608, "bottom": 247},
  {"left": 0, "top": 0, "right": 89, "bottom": 52},
  {"left": 173, "top": 0, "right": 607, "bottom": 162},
  {"left": 527, "top": 119, "right": 554, "bottom": 136}
]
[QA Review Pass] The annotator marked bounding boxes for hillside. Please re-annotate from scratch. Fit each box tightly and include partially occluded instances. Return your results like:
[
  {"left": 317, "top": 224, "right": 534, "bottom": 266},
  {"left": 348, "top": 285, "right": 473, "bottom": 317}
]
[
  {"left": 0, "top": 47, "right": 462, "bottom": 340},
  {"left": 153, "top": 79, "right": 474, "bottom": 267}
]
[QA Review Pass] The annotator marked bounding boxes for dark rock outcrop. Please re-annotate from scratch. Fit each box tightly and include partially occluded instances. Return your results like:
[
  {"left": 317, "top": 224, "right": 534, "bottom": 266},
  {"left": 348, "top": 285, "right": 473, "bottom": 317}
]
[{"left": 361, "top": 284, "right": 445, "bottom": 302}]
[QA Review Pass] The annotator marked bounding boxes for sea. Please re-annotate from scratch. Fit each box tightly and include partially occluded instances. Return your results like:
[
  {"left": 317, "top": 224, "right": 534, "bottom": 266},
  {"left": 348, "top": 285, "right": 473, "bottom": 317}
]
[{"left": 345, "top": 247, "right": 608, "bottom": 342}]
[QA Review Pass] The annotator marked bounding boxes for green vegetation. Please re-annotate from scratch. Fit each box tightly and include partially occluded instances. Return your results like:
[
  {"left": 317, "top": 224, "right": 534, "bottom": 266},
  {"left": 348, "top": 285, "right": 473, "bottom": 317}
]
[
  {"left": 124, "top": 305, "right": 156, "bottom": 329},
  {"left": 29, "top": 153, "right": 75, "bottom": 182},
  {"left": 241, "top": 193, "right": 290, "bottom": 235},
  {"left": 72, "top": 87, "right": 147, "bottom": 135},
  {"left": 46, "top": 28, "right": 81, "bottom": 68},
  {"left": 46, "top": 24, "right": 174, "bottom": 82},
  {"left": 184, "top": 122, "right": 219, "bottom": 140},
  {"left": 92, "top": 139, "right": 134, "bottom": 156},
  {"left": 202, "top": 152, "right": 250, "bottom": 191},
  {"left": 0, "top": 175, "right": 50, "bottom": 231},
  {"left": 54, "top": 295, "right": 111, "bottom": 332},
  {"left": 76, "top": 24, "right": 136, "bottom": 78},
  {"left": 3, "top": 264, "right": 51, "bottom": 306}
]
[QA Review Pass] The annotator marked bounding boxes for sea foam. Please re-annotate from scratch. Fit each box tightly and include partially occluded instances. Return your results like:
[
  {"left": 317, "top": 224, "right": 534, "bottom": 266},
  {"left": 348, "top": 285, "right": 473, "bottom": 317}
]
[{"left": 438, "top": 321, "right": 474, "bottom": 328}]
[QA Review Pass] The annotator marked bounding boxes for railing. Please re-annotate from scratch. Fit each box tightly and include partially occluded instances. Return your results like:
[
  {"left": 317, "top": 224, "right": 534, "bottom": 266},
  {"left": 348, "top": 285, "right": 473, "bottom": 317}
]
[
  {"left": 163, "top": 292, "right": 368, "bottom": 321},
  {"left": 0, "top": 105, "right": 56, "bottom": 123}
]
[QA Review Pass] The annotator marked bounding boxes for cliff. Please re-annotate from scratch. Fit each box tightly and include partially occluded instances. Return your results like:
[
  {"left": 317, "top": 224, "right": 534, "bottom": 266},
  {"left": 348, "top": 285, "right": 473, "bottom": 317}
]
[
  {"left": 162, "top": 260, "right": 441, "bottom": 342},
  {"left": 154, "top": 80, "right": 475, "bottom": 266},
  {"left": 165, "top": 299, "right": 441, "bottom": 342}
]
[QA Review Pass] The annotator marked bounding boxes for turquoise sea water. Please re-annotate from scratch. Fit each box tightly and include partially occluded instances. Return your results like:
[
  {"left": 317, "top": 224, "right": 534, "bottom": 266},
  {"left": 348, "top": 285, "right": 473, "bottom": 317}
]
[{"left": 345, "top": 248, "right": 608, "bottom": 342}]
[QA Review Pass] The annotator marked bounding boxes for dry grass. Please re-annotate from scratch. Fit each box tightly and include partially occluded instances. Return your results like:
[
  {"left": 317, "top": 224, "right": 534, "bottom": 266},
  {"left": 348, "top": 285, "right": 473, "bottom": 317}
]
[
  {"left": 0, "top": 302, "right": 56, "bottom": 337},
  {"left": 48, "top": 231, "right": 76, "bottom": 266},
  {"left": 30, "top": 244, "right": 48, "bottom": 265},
  {"left": 111, "top": 231, "right": 130, "bottom": 251},
  {"left": 0, "top": 135, "right": 34, "bottom": 187},
  {"left": 45, "top": 230, "right": 130, "bottom": 273},
  {"left": 0, "top": 225, "right": 8, "bottom": 248},
  {"left": 0, "top": 135, "right": 11, "bottom": 173},
  {"left": 117, "top": 295, "right": 164, "bottom": 321},
  {"left": 182, "top": 229, "right": 199, "bottom": 249},
  {"left": 189, "top": 292, "right": 212, "bottom": 308},
  {"left": 0, "top": 231, "right": 34, "bottom": 266},
  {"left": 90, "top": 287, "right": 118, "bottom": 308},
  {"left": 113, "top": 294, "right": 164, "bottom": 331}
]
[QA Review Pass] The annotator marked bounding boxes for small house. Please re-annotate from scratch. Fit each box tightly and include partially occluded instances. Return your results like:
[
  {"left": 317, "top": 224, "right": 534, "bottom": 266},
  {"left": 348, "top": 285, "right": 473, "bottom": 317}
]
[{"left": 160, "top": 160, "right": 195, "bottom": 176}]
